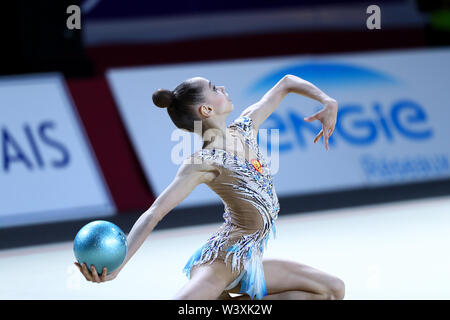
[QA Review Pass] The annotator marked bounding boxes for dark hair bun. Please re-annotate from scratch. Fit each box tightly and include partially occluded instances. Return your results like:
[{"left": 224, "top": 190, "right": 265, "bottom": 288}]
[{"left": 153, "top": 89, "right": 175, "bottom": 109}]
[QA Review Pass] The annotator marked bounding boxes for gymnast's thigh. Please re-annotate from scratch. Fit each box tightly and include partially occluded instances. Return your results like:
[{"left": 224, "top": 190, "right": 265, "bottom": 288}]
[
  {"left": 262, "top": 258, "right": 344, "bottom": 296},
  {"left": 174, "top": 260, "right": 239, "bottom": 300}
]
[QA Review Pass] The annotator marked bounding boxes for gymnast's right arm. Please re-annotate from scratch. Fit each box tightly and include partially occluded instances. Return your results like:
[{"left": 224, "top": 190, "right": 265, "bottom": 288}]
[{"left": 76, "top": 158, "right": 219, "bottom": 283}]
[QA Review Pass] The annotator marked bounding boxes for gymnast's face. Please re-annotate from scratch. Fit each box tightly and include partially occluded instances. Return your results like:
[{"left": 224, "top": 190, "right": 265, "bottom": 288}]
[{"left": 191, "top": 77, "right": 234, "bottom": 118}]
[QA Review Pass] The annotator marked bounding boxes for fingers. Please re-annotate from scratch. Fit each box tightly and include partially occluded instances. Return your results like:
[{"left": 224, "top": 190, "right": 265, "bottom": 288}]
[
  {"left": 304, "top": 115, "right": 317, "bottom": 122},
  {"left": 80, "top": 262, "right": 91, "bottom": 281},
  {"left": 101, "top": 267, "right": 108, "bottom": 281},
  {"left": 305, "top": 113, "right": 336, "bottom": 151},
  {"left": 314, "top": 129, "right": 323, "bottom": 143},
  {"left": 329, "top": 127, "right": 334, "bottom": 136},
  {"left": 304, "top": 109, "right": 322, "bottom": 122},
  {"left": 91, "top": 265, "right": 101, "bottom": 282},
  {"left": 74, "top": 262, "right": 106, "bottom": 283},
  {"left": 314, "top": 127, "right": 334, "bottom": 150},
  {"left": 77, "top": 262, "right": 93, "bottom": 281},
  {"left": 324, "top": 128, "right": 329, "bottom": 151},
  {"left": 326, "top": 126, "right": 335, "bottom": 148}
]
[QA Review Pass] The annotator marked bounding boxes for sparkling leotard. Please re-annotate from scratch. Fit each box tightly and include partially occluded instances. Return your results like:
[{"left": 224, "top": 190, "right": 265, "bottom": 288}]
[{"left": 182, "top": 115, "right": 280, "bottom": 300}]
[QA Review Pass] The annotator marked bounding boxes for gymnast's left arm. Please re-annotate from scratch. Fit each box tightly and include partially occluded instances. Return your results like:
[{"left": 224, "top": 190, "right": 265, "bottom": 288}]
[{"left": 240, "top": 74, "right": 338, "bottom": 150}]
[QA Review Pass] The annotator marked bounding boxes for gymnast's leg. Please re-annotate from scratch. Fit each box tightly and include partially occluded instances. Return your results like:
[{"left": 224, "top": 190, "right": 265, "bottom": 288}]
[
  {"left": 173, "top": 260, "right": 239, "bottom": 300},
  {"left": 224, "top": 258, "right": 345, "bottom": 300}
]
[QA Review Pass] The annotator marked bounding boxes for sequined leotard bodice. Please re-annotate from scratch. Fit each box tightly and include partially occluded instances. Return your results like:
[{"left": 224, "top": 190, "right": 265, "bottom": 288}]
[{"left": 182, "top": 115, "right": 280, "bottom": 300}]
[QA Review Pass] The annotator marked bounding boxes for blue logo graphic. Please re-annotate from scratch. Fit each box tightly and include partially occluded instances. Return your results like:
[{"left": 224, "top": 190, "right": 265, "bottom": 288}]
[
  {"left": 247, "top": 61, "right": 447, "bottom": 183},
  {"left": 247, "top": 62, "right": 399, "bottom": 96},
  {"left": 248, "top": 62, "right": 432, "bottom": 151}
]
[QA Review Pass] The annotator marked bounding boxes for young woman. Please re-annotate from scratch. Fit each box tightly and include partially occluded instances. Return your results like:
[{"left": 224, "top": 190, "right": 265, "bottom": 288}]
[{"left": 75, "top": 74, "right": 344, "bottom": 300}]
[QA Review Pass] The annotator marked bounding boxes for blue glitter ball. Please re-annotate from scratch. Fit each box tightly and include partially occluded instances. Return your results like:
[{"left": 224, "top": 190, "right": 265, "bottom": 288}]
[{"left": 73, "top": 220, "right": 127, "bottom": 275}]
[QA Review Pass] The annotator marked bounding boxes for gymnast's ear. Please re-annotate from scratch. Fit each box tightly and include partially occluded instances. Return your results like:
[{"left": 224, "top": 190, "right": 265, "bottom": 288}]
[{"left": 199, "top": 104, "right": 214, "bottom": 118}]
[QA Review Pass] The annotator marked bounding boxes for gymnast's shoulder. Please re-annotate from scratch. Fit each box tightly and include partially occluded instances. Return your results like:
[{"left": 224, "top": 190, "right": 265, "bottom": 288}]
[{"left": 176, "top": 151, "right": 221, "bottom": 184}]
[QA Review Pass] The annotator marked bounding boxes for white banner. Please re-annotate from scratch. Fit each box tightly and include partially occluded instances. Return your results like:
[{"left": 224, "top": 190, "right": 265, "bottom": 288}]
[
  {"left": 107, "top": 48, "right": 450, "bottom": 207},
  {"left": 0, "top": 73, "right": 115, "bottom": 227}
]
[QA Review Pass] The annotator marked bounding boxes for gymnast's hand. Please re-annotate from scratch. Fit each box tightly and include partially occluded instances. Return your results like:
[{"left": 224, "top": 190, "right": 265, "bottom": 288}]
[
  {"left": 74, "top": 262, "right": 119, "bottom": 283},
  {"left": 303, "top": 98, "right": 338, "bottom": 151}
]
